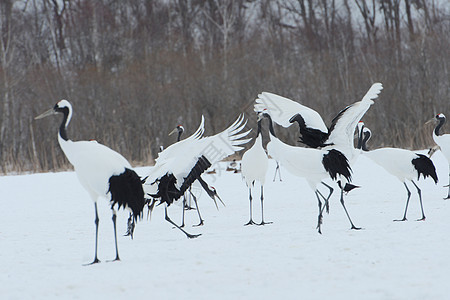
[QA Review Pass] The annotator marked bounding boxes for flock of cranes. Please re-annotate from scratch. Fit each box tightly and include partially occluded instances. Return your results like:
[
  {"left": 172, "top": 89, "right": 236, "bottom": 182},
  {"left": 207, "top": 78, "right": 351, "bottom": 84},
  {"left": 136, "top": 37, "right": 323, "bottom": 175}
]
[{"left": 35, "top": 82, "right": 450, "bottom": 265}]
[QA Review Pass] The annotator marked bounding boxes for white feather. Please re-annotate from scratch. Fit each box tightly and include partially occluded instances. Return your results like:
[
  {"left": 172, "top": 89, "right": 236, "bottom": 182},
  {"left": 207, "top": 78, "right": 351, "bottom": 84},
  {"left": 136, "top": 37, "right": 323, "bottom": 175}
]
[{"left": 254, "top": 92, "right": 328, "bottom": 131}]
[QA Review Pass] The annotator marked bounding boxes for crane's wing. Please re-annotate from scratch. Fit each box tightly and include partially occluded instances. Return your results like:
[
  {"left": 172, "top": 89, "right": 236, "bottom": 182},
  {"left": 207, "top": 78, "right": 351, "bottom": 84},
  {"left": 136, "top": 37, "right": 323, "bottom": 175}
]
[
  {"left": 154, "top": 115, "right": 205, "bottom": 165},
  {"left": 170, "top": 114, "right": 251, "bottom": 180},
  {"left": 325, "top": 83, "right": 383, "bottom": 148},
  {"left": 254, "top": 92, "right": 328, "bottom": 132}
]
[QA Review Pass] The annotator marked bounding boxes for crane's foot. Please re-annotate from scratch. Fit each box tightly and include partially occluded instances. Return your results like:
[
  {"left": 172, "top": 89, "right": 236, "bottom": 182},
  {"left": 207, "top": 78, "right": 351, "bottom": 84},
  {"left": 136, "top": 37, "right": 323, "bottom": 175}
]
[
  {"left": 416, "top": 217, "right": 426, "bottom": 221},
  {"left": 244, "top": 220, "right": 257, "bottom": 226},
  {"left": 186, "top": 233, "right": 202, "bottom": 239},
  {"left": 193, "top": 220, "right": 204, "bottom": 227},
  {"left": 106, "top": 257, "right": 121, "bottom": 263},
  {"left": 350, "top": 225, "right": 362, "bottom": 230},
  {"left": 258, "top": 221, "right": 273, "bottom": 226},
  {"left": 84, "top": 257, "right": 101, "bottom": 266},
  {"left": 393, "top": 218, "right": 407, "bottom": 222}
]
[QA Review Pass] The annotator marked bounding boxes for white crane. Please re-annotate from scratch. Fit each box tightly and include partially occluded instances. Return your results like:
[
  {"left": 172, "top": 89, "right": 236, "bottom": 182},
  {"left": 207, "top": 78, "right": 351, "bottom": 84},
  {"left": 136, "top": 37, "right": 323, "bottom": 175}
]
[
  {"left": 241, "top": 114, "right": 272, "bottom": 226},
  {"left": 254, "top": 83, "right": 383, "bottom": 232},
  {"left": 259, "top": 111, "right": 358, "bottom": 233},
  {"left": 145, "top": 115, "right": 251, "bottom": 238},
  {"left": 357, "top": 122, "right": 438, "bottom": 221},
  {"left": 427, "top": 114, "right": 450, "bottom": 199},
  {"left": 35, "top": 100, "right": 145, "bottom": 265}
]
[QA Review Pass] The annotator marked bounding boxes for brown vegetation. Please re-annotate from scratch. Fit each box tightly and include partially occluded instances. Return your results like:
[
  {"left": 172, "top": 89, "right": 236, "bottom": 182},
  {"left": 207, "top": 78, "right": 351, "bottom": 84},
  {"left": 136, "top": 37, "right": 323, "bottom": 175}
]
[{"left": 0, "top": 0, "right": 448, "bottom": 173}]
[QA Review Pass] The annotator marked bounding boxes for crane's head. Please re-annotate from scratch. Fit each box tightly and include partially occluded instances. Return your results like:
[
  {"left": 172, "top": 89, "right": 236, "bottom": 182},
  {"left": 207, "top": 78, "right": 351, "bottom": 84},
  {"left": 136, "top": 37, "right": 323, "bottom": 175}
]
[
  {"left": 35, "top": 100, "right": 72, "bottom": 121},
  {"left": 168, "top": 125, "right": 184, "bottom": 136},
  {"left": 426, "top": 113, "right": 446, "bottom": 126}
]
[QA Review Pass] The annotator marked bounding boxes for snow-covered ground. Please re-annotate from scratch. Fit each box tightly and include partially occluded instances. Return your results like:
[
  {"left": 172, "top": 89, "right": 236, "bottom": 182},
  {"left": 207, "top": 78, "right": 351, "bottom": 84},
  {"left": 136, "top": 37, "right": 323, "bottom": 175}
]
[{"left": 1, "top": 150, "right": 449, "bottom": 299}]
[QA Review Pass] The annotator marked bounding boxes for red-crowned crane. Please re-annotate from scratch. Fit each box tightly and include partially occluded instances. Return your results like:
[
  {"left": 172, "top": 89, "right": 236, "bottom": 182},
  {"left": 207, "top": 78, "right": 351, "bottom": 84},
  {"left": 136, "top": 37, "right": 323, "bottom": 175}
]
[
  {"left": 357, "top": 122, "right": 438, "bottom": 221},
  {"left": 254, "top": 83, "right": 383, "bottom": 233},
  {"left": 35, "top": 100, "right": 145, "bottom": 265},
  {"left": 145, "top": 115, "right": 251, "bottom": 238},
  {"left": 427, "top": 114, "right": 450, "bottom": 199},
  {"left": 241, "top": 113, "right": 272, "bottom": 226}
]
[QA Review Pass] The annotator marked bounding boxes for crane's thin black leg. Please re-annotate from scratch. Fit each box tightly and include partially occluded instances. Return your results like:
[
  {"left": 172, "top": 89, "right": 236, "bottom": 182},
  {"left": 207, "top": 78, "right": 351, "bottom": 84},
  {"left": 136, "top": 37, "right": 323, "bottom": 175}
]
[
  {"left": 273, "top": 162, "right": 282, "bottom": 182},
  {"left": 245, "top": 188, "right": 257, "bottom": 225},
  {"left": 180, "top": 195, "right": 186, "bottom": 228},
  {"left": 259, "top": 185, "right": 272, "bottom": 225},
  {"left": 315, "top": 190, "right": 324, "bottom": 234},
  {"left": 85, "top": 202, "right": 100, "bottom": 265},
  {"left": 411, "top": 180, "right": 426, "bottom": 221},
  {"left": 190, "top": 190, "right": 204, "bottom": 227},
  {"left": 320, "top": 181, "right": 334, "bottom": 213},
  {"left": 108, "top": 210, "right": 120, "bottom": 262},
  {"left": 394, "top": 182, "right": 411, "bottom": 221},
  {"left": 339, "top": 187, "right": 361, "bottom": 230},
  {"left": 124, "top": 213, "right": 135, "bottom": 239},
  {"left": 445, "top": 171, "right": 450, "bottom": 200},
  {"left": 165, "top": 206, "right": 201, "bottom": 239}
]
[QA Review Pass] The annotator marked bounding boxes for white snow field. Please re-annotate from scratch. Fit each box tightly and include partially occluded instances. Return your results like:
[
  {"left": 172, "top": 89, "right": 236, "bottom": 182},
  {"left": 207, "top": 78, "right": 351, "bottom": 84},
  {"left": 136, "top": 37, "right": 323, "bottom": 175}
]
[{"left": 1, "top": 150, "right": 450, "bottom": 300}]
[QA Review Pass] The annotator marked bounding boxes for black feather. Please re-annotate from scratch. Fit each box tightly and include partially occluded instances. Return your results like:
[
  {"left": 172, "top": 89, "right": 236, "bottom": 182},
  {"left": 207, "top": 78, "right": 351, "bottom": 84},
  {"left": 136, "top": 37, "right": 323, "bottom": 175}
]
[
  {"left": 322, "top": 149, "right": 352, "bottom": 182},
  {"left": 289, "top": 114, "right": 330, "bottom": 148},
  {"left": 108, "top": 168, "right": 145, "bottom": 221},
  {"left": 412, "top": 154, "right": 438, "bottom": 183}
]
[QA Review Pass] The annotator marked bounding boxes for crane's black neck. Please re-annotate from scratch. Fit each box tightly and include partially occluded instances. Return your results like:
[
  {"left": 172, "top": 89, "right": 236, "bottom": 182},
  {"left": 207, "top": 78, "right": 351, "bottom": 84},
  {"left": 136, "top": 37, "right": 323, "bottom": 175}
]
[
  {"left": 256, "top": 119, "right": 262, "bottom": 136},
  {"left": 177, "top": 130, "right": 182, "bottom": 142},
  {"left": 58, "top": 107, "right": 70, "bottom": 141},
  {"left": 358, "top": 130, "right": 370, "bottom": 151},
  {"left": 435, "top": 117, "right": 446, "bottom": 136},
  {"left": 262, "top": 113, "right": 276, "bottom": 137}
]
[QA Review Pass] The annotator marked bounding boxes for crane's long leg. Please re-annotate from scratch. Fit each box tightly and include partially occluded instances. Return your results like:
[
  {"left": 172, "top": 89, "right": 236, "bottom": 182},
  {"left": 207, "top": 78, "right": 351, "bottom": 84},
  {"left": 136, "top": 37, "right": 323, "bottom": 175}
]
[
  {"left": 315, "top": 190, "right": 324, "bottom": 234},
  {"left": 411, "top": 180, "right": 426, "bottom": 221},
  {"left": 320, "top": 181, "right": 334, "bottom": 214},
  {"left": 339, "top": 188, "right": 361, "bottom": 230},
  {"left": 190, "top": 190, "right": 204, "bottom": 227},
  {"left": 109, "top": 209, "right": 120, "bottom": 262},
  {"left": 273, "top": 162, "right": 282, "bottom": 182},
  {"left": 445, "top": 170, "right": 450, "bottom": 200},
  {"left": 85, "top": 202, "right": 100, "bottom": 265},
  {"left": 245, "top": 188, "right": 257, "bottom": 226},
  {"left": 394, "top": 182, "right": 411, "bottom": 222},
  {"left": 259, "top": 185, "right": 272, "bottom": 225},
  {"left": 124, "top": 213, "right": 135, "bottom": 239},
  {"left": 165, "top": 206, "right": 201, "bottom": 239}
]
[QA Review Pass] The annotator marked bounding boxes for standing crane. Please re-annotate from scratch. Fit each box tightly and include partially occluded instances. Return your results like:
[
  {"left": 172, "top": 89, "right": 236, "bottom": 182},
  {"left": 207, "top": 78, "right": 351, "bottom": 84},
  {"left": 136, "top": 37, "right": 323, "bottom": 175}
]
[
  {"left": 241, "top": 113, "right": 272, "bottom": 226},
  {"left": 427, "top": 114, "right": 450, "bottom": 199},
  {"left": 357, "top": 122, "right": 438, "bottom": 221},
  {"left": 35, "top": 100, "right": 145, "bottom": 265}
]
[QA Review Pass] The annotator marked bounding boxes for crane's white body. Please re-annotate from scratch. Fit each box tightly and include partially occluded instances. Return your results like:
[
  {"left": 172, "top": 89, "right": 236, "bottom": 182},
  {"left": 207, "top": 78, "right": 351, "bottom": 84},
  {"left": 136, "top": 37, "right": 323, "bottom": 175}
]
[
  {"left": 363, "top": 148, "right": 419, "bottom": 182},
  {"left": 433, "top": 128, "right": 450, "bottom": 163},
  {"left": 58, "top": 136, "right": 131, "bottom": 201},
  {"left": 241, "top": 134, "right": 268, "bottom": 187},
  {"left": 266, "top": 133, "right": 328, "bottom": 189}
]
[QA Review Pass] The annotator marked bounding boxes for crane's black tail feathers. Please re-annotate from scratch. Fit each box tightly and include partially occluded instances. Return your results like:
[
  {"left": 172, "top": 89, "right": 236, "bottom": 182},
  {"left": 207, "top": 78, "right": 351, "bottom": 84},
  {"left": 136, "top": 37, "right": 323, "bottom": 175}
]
[
  {"left": 412, "top": 154, "right": 438, "bottom": 184},
  {"left": 109, "top": 168, "right": 146, "bottom": 221},
  {"left": 322, "top": 149, "right": 352, "bottom": 182}
]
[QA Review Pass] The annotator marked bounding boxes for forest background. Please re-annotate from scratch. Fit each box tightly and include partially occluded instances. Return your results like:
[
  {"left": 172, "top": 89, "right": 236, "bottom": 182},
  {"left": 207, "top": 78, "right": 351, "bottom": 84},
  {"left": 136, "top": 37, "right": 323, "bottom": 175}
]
[{"left": 0, "top": 0, "right": 448, "bottom": 173}]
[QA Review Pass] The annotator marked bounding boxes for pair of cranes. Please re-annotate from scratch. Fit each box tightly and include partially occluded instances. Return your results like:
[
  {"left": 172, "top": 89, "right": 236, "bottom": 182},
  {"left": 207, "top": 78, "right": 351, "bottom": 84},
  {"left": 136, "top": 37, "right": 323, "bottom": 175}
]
[
  {"left": 35, "top": 101, "right": 249, "bottom": 264},
  {"left": 35, "top": 85, "right": 449, "bottom": 264}
]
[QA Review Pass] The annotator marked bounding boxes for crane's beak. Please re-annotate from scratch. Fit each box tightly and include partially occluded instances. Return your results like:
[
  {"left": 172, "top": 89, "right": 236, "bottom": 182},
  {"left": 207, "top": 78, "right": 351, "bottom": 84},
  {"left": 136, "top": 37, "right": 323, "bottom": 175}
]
[
  {"left": 168, "top": 128, "right": 178, "bottom": 136},
  {"left": 35, "top": 108, "right": 56, "bottom": 120},
  {"left": 425, "top": 118, "right": 436, "bottom": 125}
]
